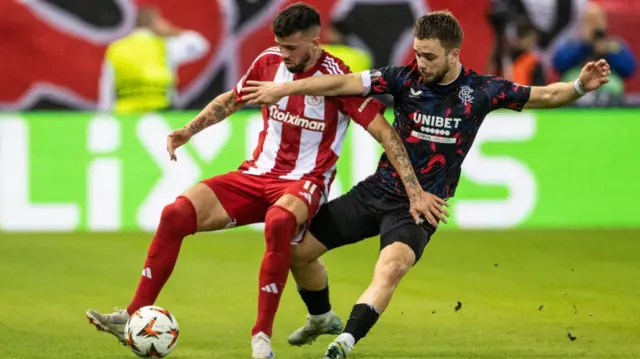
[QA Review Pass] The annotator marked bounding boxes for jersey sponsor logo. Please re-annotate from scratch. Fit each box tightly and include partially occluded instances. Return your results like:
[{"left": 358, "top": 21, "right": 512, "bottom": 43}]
[
  {"left": 268, "top": 106, "right": 326, "bottom": 132},
  {"left": 410, "top": 112, "right": 462, "bottom": 144},
  {"left": 410, "top": 131, "right": 457, "bottom": 144}
]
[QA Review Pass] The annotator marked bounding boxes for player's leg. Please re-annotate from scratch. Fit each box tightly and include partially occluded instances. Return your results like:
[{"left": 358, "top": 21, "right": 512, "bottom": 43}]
[
  {"left": 290, "top": 239, "right": 331, "bottom": 317},
  {"left": 125, "top": 182, "right": 242, "bottom": 313},
  {"left": 287, "top": 235, "right": 340, "bottom": 346},
  {"left": 86, "top": 172, "right": 266, "bottom": 344},
  {"left": 288, "top": 187, "right": 380, "bottom": 346},
  {"left": 252, "top": 194, "right": 308, "bottom": 337},
  {"left": 251, "top": 179, "right": 323, "bottom": 359},
  {"left": 325, "top": 219, "right": 435, "bottom": 359}
]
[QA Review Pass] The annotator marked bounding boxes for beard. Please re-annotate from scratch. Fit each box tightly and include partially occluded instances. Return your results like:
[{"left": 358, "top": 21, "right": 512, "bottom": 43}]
[
  {"left": 285, "top": 53, "right": 311, "bottom": 73},
  {"left": 421, "top": 62, "right": 451, "bottom": 85}
]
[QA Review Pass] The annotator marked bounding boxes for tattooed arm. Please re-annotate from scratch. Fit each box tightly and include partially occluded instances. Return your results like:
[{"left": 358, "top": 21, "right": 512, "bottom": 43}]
[
  {"left": 185, "top": 90, "right": 244, "bottom": 135},
  {"left": 366, "top": 115, "right": 420, "bottom": 197},
  {"left": 366, "top": 114, "right": 450, "bottom": 226},
  {"left": 166, "top": 90, "right": 244, "bottom": 161}
]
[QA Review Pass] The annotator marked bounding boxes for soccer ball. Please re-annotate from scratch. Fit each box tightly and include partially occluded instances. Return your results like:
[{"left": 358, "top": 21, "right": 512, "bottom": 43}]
[{"left": 124, "top": 306, "right": 179, "bottom": 358}]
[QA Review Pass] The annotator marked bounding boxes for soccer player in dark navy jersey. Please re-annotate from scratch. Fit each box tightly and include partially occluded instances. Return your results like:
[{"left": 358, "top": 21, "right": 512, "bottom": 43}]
[{"left": 242, "top": 10, "right": 611, "bottom": 359}]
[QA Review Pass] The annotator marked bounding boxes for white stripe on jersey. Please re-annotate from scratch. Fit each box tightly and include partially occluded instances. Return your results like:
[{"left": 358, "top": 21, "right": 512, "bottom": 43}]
[
  {"left": 251, "top": 47, "right": 280, "bottom": 65},
  {"left": 247, "top": 62, "right": 293, "bottom": 176},
  {"left": 323, "top": 57, "right": 345, "bottom": 75},
  {"left": 322, "top": 163, "right": 338, "bottom": 197},
  {"left": 281, "top": 78, "right": 325, "bottom": 180},
  {"left": 331, "top": 113, "right": 349, "bottom": 154},
  {"left": 322, "top": 59, "right": 350, "bottom": 156}
]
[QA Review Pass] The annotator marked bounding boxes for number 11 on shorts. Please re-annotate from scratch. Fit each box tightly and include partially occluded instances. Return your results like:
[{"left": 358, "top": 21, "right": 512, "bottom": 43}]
[{"left": 303, "top": 180, "right": 317, "bottom": 195}]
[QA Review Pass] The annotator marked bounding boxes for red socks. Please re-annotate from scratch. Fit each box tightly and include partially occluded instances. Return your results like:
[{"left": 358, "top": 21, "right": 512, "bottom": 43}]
[
  {"left": 127, "top": 196, "right": 197, "bottom": 314},
  {"left": 251, "top": 205, "right": 298, "bottom": 337},
  {"left": 126, "top": 197, "right": 297, "bottom": 339}
]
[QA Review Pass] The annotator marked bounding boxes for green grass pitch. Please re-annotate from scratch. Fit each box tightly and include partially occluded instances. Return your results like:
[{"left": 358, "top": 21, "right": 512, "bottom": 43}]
[{"left": 1, "top": 229, "right": 639, "bottom": 359}]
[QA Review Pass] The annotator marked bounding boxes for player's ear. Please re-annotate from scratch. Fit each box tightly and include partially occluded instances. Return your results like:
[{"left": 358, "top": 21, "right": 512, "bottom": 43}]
[
  {"left": 448, "top": 48, "right": 460, "bottom": 64},
  {"left": 311, "top": 36, "right": 321, "bottom": 49}
]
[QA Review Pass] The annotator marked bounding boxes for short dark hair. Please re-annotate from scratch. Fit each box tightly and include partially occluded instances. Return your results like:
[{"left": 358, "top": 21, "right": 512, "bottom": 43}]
[
  {"left": 272, "top": 3, "right": 321, "bottom": 38},
  {"left": 414, "top": 10, "right": 463, "bottom": 50}
]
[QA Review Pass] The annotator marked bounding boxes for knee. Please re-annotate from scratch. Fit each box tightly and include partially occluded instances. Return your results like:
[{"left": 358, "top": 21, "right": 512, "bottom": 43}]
[
  {"left": 265, "top": 206, "right": 299, "bottom": 249},
  {"left": 266, "top": 206, "right": 298, "bottom": 230},
  {"left": 290, "top": 235, "right": 324, "bottom": 268},
  {"left": 374, "top": 259, "right": 412, "bottom": 288},
  {"left": 290, "top": 250, "right": 316, "bottom": 268},
  {"left": 158, "top": 197, "right": 197, "bottom": 238}
]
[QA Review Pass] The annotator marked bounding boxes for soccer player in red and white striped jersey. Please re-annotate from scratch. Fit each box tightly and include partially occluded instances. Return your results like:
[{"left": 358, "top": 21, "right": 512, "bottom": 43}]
[
  {"left": 233, "top": 45, "right": 371, "bottom": 196},
  {"left": 85, "top": 4, "right": 439, "bottom": 358}
]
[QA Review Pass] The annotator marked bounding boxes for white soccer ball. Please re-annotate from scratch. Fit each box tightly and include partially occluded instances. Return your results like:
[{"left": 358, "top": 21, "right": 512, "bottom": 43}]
[{"left": 124, "top": 306, "right": 179, "bottom": 358}]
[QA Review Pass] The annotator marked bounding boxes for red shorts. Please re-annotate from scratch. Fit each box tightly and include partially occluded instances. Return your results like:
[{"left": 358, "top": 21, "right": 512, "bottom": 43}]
[{"left": 202, "top": 171, "right": 326, "bottom": 243}]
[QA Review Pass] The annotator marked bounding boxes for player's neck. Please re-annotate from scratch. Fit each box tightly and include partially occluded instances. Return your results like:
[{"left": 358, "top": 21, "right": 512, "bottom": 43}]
[
  {"left": 302, "top": 47, "right": 324, "bottom": 73},
  {"left": 438, "top": 62, "right": 462, "bottom": 86}
]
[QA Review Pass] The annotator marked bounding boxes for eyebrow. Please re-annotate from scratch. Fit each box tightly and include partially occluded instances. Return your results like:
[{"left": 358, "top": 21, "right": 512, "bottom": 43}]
[
  {"left": 414, "top": 49, "right": 436, "bottom": 56},
  {"left": 276, "top": 40, "right": 296, "bottom": 48}
]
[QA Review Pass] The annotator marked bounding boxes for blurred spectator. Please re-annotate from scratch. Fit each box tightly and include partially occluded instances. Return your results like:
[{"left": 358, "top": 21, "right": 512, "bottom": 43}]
[
  {"left": 511, "top": 19, "right": 547, "bottom": 86},
  {"left": 552, "top": 2, "right": 637, "bottom": 106},
  {"left": 322, "top": 20, "right": 372, "bottom": 73},
  {"left": 98, "top": 6, "right": 209, "bottom": 114}
]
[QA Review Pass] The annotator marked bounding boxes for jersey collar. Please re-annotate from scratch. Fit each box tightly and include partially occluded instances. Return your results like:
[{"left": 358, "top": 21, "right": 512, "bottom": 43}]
[{"left": 436, "top": 64, "right": 464, "bottom": 87}]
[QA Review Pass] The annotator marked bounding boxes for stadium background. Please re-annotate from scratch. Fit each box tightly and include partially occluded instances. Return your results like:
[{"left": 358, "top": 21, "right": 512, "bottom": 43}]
[{"left": 1, "top": 1, "right": 639, "bottom": 358}]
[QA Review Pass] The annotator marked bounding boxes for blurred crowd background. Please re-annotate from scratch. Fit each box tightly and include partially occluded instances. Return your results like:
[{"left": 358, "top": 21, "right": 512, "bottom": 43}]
[{"left": 1, "top": 0, "right": 638, "bottom": 114}]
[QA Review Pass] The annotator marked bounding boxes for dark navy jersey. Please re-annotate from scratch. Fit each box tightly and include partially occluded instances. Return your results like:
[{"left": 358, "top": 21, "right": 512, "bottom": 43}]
[{"left": 360, "top": 60, "right": 532, "bottom": 199}]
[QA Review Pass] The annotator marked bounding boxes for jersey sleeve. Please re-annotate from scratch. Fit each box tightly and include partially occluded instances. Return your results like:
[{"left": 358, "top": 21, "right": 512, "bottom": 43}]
[
  {"left": 359, "top": 66, "right": 405, "bottom": 96},
  {"left": 336, "top": 95, "right": 386, "bottom": 129},
  {"left": 233, "top": 64, "right": 261, "bottom": 102},
  {"left": 234, "top": 48, "right": 280, "bottom": 102},
  {"left": 486, "top": 76, "right": 532, "bottom": 111}
]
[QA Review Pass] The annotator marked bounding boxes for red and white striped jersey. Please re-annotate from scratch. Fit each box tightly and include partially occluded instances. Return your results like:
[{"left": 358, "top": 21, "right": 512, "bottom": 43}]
[{"left": 234, "top": 47, "right": 384, "bottom": 195}]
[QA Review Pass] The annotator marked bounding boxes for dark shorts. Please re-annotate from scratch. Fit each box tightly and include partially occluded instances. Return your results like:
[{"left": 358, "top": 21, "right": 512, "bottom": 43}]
[{"left": 308, "top": 181, "right": 436, "bottom": 262}]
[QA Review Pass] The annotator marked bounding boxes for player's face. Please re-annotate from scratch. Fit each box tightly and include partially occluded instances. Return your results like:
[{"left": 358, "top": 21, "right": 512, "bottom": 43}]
[
  {"left": 275, "top": 32, "right": 320, "bottom": 73},
  {"left": 413, "top": 38, "right": 459, "bottom": 85}
]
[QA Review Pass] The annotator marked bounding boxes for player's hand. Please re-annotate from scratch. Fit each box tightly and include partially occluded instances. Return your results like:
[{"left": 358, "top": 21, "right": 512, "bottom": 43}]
[
  {"left": 578, "top": 59, "right": 611, "bottom": 92},
  {"left": 240, "top": 81, "right": 286, "bottom": 105},
  {"left": 166, "top": 127, "right": 193, "bottom": 161},
  {"left": 409, "top": 191, "right": 450, "bottom": 228}
]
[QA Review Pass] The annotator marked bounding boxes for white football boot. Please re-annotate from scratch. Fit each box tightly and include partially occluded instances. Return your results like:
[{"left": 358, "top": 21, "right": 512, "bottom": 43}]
[
  {"left": 85, "top": 308, "right": 130, "bottom": 345},
  {"left": 251, "top": 331, "right": 275, "bottom": 359}
]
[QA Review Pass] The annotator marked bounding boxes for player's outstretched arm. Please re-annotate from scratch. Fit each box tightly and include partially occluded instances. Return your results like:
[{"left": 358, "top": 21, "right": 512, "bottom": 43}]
[
  {"left": 282, "top": 72, "right": 365, "bottom": 96},
  {"left": 185, "top": 90, "right": 244, "bottom": 135},
  {"left": 166, "top": 90, "right": 244, "bottom": 161},
  {"left": 366, "top": 114, "right": 449, "bottom": 227},
  {"left": 241, "top": 72, "right": 365, "bottom": 105},
  {"left": 525, "top": 59, "right": 611, "bottom": 109}
]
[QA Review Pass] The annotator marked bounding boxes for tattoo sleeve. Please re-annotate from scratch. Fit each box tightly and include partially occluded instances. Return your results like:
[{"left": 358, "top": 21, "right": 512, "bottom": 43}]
[
  {"left": 186, "top": 91, "right": 239, "bottom": 135},
  {"left": 380, "top": 128, "right": 421, "bottom": 200}
]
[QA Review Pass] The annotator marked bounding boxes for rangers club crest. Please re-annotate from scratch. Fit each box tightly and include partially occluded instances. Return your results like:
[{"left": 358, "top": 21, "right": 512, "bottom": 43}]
[{"left": 458, "top": 86, "right": 474, "bottom": 105}]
